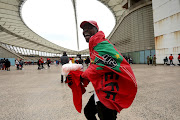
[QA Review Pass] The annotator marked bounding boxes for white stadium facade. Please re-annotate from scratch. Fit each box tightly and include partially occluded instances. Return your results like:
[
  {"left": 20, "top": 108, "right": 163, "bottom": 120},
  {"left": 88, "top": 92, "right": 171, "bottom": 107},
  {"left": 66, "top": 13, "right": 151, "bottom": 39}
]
[{"left": 0, "top": 0, "right": 180, "bottom": 65}]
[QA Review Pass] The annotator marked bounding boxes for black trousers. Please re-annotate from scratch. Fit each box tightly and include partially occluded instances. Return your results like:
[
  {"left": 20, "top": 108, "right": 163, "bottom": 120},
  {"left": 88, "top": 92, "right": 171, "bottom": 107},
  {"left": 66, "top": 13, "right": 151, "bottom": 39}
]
[
  {"left": 170, "top": 60, "right": 173, "bottom": 65},
  {"left": 47, "top": 63, "right": 50, "bottom": 67},
  {"left": 61, "top": 75, "right": 63, "bottom": 83},
  {"left": 84, "top": 94, "right": 117, "bottom": 120},
  {"left": 150, "top": 60, "right": 152, "bottom": 64}
]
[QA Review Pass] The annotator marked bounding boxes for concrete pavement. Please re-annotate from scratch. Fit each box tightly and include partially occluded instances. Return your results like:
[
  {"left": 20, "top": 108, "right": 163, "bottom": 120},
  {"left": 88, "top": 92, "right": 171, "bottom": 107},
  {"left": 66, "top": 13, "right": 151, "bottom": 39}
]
[{"left": 0, "top": 64, "right": 179, "bottom": 120}]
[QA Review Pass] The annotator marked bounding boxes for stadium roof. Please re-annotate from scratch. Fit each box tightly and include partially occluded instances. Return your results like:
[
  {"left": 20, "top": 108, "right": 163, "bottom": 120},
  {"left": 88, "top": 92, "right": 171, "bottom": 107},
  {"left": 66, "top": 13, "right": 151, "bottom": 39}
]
[{"left": 0, "top": 0, "right": 127, "bottom": 55}]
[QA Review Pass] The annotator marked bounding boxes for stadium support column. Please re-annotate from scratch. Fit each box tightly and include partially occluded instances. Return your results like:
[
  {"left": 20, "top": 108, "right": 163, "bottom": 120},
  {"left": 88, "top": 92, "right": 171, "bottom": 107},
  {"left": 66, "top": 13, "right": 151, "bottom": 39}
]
[{"left": 72, "top": 0, "right": 79, "bottom": 50}]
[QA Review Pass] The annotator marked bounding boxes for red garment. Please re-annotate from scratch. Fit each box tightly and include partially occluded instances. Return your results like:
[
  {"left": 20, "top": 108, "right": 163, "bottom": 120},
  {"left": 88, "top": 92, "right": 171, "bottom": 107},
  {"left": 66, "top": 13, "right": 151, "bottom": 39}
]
[
  {"left": 66, "top": 31, "right": 137, "bottom": 113},
  {"left": 178, "top": 55, "right": 180, "bottom": 60},
  {"left": 40, "top": 58, "right": 44, "bottom": 63},
  {"left": 81, "top": 31, "right": 137, "bottom": 112},
  {"left": 169, "top": 56, "right": 173, "bottom": 60},
  {"left": 66, "top": 71, "right": 89, "bottom": 113}
]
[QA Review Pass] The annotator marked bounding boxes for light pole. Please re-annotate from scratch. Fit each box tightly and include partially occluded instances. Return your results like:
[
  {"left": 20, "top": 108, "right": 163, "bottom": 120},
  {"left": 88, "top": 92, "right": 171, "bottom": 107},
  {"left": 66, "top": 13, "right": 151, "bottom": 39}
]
[{"left": 71, "top": 0, "right": 79, "bottom": 50}]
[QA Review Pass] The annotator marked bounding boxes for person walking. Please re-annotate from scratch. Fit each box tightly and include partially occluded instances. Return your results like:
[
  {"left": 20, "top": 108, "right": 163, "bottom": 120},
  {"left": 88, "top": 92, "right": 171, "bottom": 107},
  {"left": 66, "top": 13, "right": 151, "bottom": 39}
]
[
  {"left": 169, "top": 54, "right": 174, "bottom": 66},
  {"left": 15, "top": 59, "right": 19, "bottom": 70},
  {"left": 149, "top": 55, "right": 152, "bottom": 64},
  {"left": 47, "top": 58, "right": 51, "bottom": 67},
  {"left": 40, "top": 57, "right": 44, "bottom": 69},
  {"left": 19, "top": 59, "right": 24, "bottom": 70},
  {"left": 147, "top": 56, "right": 150, "bottom": 65},
  {"left": 37, "top": 59, "right": 41, "bottom": 70},
  {"left": 60, "top": 52, "right": 69, "bottom": 83},
  {"left": 152, "top": 55, "right": 156, "bottom": 66},
  {"left": 5, "top": 59, "right": 10, "bottom": 71},
  {"left": 178, "top": 54, "right": 180, "bottom": 65}
]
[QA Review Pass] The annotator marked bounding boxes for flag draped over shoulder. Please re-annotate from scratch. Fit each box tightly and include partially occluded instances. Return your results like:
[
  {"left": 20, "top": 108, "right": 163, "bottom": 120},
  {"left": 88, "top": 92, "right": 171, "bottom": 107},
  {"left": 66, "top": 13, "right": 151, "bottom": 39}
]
[
  {"left": 66, "top": 31, "right": 137, "bottom": 113},
  {"left": 81, "top": 31, "right": 137, "bottom": 112}
]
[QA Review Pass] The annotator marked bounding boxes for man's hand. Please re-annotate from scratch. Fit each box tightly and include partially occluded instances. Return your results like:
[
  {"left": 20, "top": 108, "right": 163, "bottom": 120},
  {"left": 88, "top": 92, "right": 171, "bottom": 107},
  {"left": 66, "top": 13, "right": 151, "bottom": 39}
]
[
  {"left": 80, "top": 75, "right": 89, "bottom": 88},
  {"left": 66, "top": 75, "right": 73, "bottom": 86}
]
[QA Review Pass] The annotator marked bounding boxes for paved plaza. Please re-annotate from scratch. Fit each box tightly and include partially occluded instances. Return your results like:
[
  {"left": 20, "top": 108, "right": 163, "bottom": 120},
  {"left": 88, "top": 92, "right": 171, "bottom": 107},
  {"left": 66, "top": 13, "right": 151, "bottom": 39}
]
[{"left": 0, "top": 64, "right": 179, "bottom": 120}]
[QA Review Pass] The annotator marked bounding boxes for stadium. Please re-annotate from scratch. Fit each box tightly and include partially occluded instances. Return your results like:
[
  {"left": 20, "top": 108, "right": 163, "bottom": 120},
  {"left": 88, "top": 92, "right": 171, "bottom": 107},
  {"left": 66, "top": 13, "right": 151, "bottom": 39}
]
[
  {"left": 0, "top": 0, "right": 179, "bottom": 65},
  {"left": 0, "top": 0, "right": 180, "bottom": 120}
]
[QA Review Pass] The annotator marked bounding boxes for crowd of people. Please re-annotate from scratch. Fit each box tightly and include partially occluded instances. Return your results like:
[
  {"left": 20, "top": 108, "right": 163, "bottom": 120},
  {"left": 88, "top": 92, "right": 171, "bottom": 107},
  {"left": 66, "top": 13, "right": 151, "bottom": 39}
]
[
  {"left": 0, "top": 58, "right": 11, "bottom": 71},
  {"left": 35, "top": 55, "right": 91, "bottom": 72},
  {"left": 147, "top": 55, "right": 157, "bottom": 66},
  {"left": 35, "top": 55, "right": 90, "bottom": 72},
  {"left": 146, "top": 54, "right": 180, "bottom": 66},
  {"left": 37, "top": 57, "right": 45, "bottom": 70},
  {"left": 2, "top": 53, "right": 179, "bottom": 72},
  {"left": 37, "top": 57, "right": 53, "bottom": 70},
  {"left": 60, "top": 52, "right": 91, "bottom": 83},
  {"left": 69, "top": 56, "right": 90, "bottom": 66},
  {"left": 163, "top": 54, "right": 180, "bottom": 66}
]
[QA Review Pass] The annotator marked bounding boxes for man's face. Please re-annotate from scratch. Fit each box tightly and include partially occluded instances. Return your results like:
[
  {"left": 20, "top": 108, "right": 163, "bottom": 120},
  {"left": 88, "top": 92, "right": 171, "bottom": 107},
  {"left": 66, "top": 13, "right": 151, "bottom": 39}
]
[{"left": 82, "top": 23, "right": 98, "bottom": 43}]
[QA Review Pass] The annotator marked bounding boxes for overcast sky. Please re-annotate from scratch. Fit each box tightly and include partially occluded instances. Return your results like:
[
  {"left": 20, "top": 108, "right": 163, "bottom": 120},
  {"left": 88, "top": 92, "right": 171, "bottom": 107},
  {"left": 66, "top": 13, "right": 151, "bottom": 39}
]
[{"left": 22, "top": 0, "right": 115, "bottom": 51}]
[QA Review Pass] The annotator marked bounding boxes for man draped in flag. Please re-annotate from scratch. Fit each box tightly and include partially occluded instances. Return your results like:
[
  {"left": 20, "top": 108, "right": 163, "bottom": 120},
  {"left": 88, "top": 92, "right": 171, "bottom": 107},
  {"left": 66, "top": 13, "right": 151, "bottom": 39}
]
[{"left": 66, "top": 20, "right": 137, "bottom": 120}]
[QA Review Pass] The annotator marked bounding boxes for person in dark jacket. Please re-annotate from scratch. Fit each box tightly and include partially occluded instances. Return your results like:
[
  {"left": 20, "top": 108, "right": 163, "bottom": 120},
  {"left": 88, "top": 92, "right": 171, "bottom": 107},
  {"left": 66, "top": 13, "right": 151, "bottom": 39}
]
[
  {"left": 163, "top": 56, "right": 168, "bottom": 65},
  {"left": 85, "top": 56, "right": 90, "bottom": 67},
  {"left": 37, "top": 59, "right": 41, "bottom": 70},
  {"left": 0, "top": 59, "right": 3, "bottom": 70},
  {"left": 5, "top": 59, "right": 10, "bottom": 71},
  {"left": 60, "top": 52, "right": 69, "bottom": 83},
  {"left": 149, "top": 55, "right": 152, "bottom": 64},
  {"left": 19, "top": 59, "right": 24, "bottom": 70},
  {"left": 78, "top": 56, "right": 83, "bottom": 65},
  {"left": 47, "top": 58, "right": 51, "bottom": 67}
]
